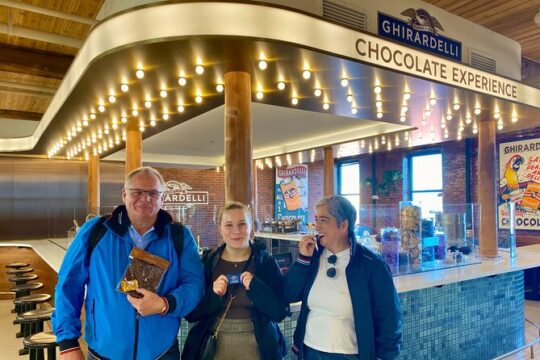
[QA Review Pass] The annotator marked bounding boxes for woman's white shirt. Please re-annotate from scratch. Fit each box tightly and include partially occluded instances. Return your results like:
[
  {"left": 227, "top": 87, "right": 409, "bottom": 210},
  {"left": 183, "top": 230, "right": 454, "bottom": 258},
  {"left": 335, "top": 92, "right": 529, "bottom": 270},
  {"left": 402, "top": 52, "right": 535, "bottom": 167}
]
[{"left": 304, "top": 247, "right": 358, "bottom": 354}]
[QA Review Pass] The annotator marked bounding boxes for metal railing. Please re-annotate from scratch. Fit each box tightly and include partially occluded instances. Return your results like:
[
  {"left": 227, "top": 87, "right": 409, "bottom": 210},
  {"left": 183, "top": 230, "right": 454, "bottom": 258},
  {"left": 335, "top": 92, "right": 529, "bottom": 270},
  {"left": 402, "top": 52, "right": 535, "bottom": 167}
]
[{"left": 493, "top": 318, "right": 540, "bottom": 359}]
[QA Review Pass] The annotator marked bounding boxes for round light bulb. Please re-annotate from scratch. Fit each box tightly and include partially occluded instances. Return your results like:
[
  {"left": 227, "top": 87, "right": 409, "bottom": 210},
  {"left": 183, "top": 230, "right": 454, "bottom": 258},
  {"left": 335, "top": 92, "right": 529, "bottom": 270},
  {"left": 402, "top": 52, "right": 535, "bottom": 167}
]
[
  {"left": 135, "top": 69, "right": 144, "bottom": 79},
  {"left": 132, "top": 109, "right": 139, "bottom": 116},
  {"left": 121, "top": 83, "right": 129, "bottom": 92},
  {"left": 340, "top": 78, "right": 349, "bottom": 87},
  {"left": 82, "top": 119, "right": 89, "bottom": 127},
  {"left": 497, "top": 123, "right": 503, "bottom": 130},
  {"left": 401, "top": 105, "right": 408, "bottom": 113},
  {"left": 139, "top": 126, "right": 145, "bottom": 132},
  {"left": 277, "top": 81, "right": 285, "bottom": 91},
  {"left": 465, "top": 117, "right": 472, "bottom": 125},
  {"left": 351, "top": 107, "right": 358, "bottom": 114},
  {"left": 195, "top": 95, "right": 203, "bottom": 103},
  {"left": 177, "top": 105, "right": 185, "bottom": 113},
  {"left": 403, "top": 91, "right": 411, "bottom": 100},
  {"left": 429, "top": 97, "right": 437, "bottom": 106},
  {"left": 178, "top": 77, "right": 187, "bottom": 86},
  {"left": 494, "top": 112, "right": 500, "bottom": 119},
  {"left": 256, "top": 91, "right": 263, "bottom": 100},
  {"left": 446, "top": 114, "right": 453, "bottom": 121},
  {"left": 400, "top": 116, "right": 406, "bottom": 122},
  {"left": 374, "top": 85, "right": 381, "bottom": 94},
  {"left": 375, "top": 100, "right": 382, "bottom": 108},
  {"left": 108, "top": 95, "right": 116, "bottom": 103},
  {"left": 302, "top": 70, "right": 311, "bottom": 80},
  {"left": 453, "top": 103, "right": 461, "bottom": 111},
  {"left": 150, "top": 120, "right": 156, "bottom": 127},
  {"left": 511, "top": 116, "right": 518, "bottom": 123},
  {"left": 195, "top": 65, "right": 204, "bottom": 75},
  {"left": 474, "top": 107, "right": 481, "bottom": 115},
  {"left": 376, "top": 112, "right": 383, "bottom": 119},
  {"left": 291, "top": 97, "right": 298, "bottom": 105},
  {"left": 121, "top": 117, "right": 127, "bottom": 123},
  {"left": 216, "top": 84, "right": 224, "bottom": 93},
  {"left": 258, "top": 60, "right": 267, "bottom": 70},
  {"left": 314, "top": 88, "right": 322, "bottom": 97},
  {"left": 346, "top": 94, "right": 353, "bottom": 103},
  {"left": 98, "top": 105, "right": 105, "bottom": 113},
  {"left": 425, "top": 109, "right": 431, "bottom": 117},
  {"left": 323, "top": 102, "right": 330, "bottom": 110},
  {"left": 473, "top": 126, "right": 478, "bottom": 134},
  {"left": 162, "top": 113, "right": 169, "bottom": 121},
  {"left": 144, "top": 101, "right": 151, "bottom": 108},
  {"left": 89, "top": 113, "right": 96, "bottom": 120},
  {"left": 160, "top": 90, "right": 167, "bottom": 98}
]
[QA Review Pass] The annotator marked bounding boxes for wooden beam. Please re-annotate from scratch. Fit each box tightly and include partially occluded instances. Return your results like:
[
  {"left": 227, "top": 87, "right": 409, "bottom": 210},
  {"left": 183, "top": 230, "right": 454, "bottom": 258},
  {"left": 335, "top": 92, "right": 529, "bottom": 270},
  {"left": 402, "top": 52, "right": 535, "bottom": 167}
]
[
  {"left": 0, "top": 44, "right": 73, "bottom": 79},
  {"left": 0, "top": 109, "right": 42, "bottom": 121}
]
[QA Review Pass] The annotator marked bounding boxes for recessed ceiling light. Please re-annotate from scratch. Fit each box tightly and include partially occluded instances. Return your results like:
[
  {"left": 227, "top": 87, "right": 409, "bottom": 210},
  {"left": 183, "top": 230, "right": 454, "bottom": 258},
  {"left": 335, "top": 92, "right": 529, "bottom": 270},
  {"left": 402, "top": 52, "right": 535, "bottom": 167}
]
[
  {"left": 216, "top": 84, "right": 224, "bottom": 93},
  {"left": 178, "top": 77, "right": 187, "bottom": 86},
  {"left": 277, "top": 81, "right": 286, "bottom": 90},
  {"left": 258, "top": 60, "right": 268, "bottom": 70},
  {"left": 302, "top": 69, "right": 311, "bottom": 80},
  {"left": 195, "top": 64, "right": 204, "bottom": 75},
  {"left": 135, "top": 69, "right": 144, "bottom": 79},
  {"left": 314, "top": 88, "right": 322, "bottom": 97},
  {"left": 340, "top": 78, "right": 349, "bottom": 87},
  {"left": 291, "top": 97, "right": 299, "bottom": 105}
]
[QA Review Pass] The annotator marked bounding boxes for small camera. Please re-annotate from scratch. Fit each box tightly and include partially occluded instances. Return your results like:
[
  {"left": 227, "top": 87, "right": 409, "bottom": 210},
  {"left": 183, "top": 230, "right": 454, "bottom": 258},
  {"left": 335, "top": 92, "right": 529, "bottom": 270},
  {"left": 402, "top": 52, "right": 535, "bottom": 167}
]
[{"left": 226, "top": 273, "right": 242, "bottom": 285}]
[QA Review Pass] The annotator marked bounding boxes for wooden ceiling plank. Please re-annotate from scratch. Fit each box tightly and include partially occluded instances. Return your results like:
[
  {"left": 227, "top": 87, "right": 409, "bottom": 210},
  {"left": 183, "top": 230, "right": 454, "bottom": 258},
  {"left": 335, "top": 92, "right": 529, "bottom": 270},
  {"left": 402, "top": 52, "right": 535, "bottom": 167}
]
[
  {"left": 0, "top": 109, "right": 42, "bottom": 121},
  {"left": 0, "top": 44, "right": 73, "bottom": 79},
  {"left": 2, "top": 0, "right": 97, "bottom": 25}
]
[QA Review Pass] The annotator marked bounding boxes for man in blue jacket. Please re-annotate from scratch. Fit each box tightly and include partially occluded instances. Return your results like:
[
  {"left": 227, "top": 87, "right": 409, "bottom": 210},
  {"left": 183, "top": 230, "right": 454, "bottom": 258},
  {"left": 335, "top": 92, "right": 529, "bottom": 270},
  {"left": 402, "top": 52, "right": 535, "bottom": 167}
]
[{"left": 52, "top": 167, "right": 204, "bottom": 360}]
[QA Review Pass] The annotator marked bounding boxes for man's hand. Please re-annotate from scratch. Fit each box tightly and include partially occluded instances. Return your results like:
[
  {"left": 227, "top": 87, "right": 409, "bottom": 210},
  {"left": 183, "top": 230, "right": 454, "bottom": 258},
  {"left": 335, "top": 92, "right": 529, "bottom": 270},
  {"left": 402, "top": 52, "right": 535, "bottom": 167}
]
[
  {"left": 213, "top": 274, "right": 228, "bottom": 296},
  {"left": 127, "top": 288, "right": 166, "bottom": 316},
  {"left": 60, "top": 349, "right": 84, "bottom": 360}
]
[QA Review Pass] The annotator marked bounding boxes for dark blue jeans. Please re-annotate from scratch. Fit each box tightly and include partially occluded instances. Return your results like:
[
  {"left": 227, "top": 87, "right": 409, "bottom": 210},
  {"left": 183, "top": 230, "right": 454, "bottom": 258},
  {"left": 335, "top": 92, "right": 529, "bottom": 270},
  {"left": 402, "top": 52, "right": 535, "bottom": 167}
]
[{"left": 304, "top": 346, "right": 359, "bottom": 360}]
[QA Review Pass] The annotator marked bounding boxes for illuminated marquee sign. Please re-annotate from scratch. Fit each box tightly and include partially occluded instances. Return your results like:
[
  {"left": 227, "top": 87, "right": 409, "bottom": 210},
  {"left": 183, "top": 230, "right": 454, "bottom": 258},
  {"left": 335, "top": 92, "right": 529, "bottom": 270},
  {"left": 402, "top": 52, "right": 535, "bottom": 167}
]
[
  {"left": 162, "top": 180, "right": 209, "bottom": 210},
  {"left": 355, "top": 37, "right": 518, "bottom": 100},
  {"left": 378, "top": 9, "right": 461, "bottom": 61}
]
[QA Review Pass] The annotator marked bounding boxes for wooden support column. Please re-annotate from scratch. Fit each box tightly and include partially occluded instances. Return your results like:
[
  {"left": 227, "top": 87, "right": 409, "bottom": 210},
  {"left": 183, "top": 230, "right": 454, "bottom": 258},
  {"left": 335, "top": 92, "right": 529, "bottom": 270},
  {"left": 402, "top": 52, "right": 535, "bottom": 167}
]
[
  {"left": 125, "top": 118, "right": 142, "bottom": 175},
  {"left": 87, "top": 153, "right": 100, "bottom": 215},
  {"left": 477, "top": 113, "right": 498, "bottom": 258},
  {"left": 224, "top": 71, "right": 253, "bottom": 208},
  {"left": 324, "top": 146, "right": 334, "bottom": 196}
]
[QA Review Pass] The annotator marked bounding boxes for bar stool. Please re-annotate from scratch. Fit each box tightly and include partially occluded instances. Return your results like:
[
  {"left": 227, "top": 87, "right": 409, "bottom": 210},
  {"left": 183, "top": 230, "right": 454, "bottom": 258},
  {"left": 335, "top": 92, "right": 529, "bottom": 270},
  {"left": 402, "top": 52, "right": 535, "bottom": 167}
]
[
  {"left": 11, "top": 282, "right": 44, "bottom": 314},
  {"left": 5, "top": 262, "right": 30, "bottom": 269},
  {"left": 17, "top": 308, "right": 54, "bottom": 356},
  {"left": 7, "top": 267, "right": 34, "bottom": 275},
  {"left": 23, "top": 331, "right": 57, "bottom": 360},
  {"left": 14, "top": 294, "right": 51, "bottom": 339},
  {"left": 9, "top": 273, "right": 39, "bottom": 285}
]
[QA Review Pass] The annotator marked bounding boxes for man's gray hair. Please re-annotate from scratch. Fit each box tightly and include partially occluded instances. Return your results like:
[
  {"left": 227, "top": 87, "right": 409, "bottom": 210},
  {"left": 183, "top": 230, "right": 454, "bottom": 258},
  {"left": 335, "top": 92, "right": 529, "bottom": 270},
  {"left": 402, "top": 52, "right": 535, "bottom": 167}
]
[
  {"left": 315, "top": 195, "right": 356, "bottom": 238},
  {"left": 124, "top": 166, "right": 166, "bottom": 190}
]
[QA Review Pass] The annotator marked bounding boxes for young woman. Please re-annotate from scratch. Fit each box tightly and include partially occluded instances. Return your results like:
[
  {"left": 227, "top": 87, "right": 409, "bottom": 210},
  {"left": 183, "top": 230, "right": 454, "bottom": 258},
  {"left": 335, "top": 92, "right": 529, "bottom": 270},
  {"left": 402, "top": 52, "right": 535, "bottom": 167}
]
[{"left": 182, "top": 202, "right": 287, "bottom": 360}]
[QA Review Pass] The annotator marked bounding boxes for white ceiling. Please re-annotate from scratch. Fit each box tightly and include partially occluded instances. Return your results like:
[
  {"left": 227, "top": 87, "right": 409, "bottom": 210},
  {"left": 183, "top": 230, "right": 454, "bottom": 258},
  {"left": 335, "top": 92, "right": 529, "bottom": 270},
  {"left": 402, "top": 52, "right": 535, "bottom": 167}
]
[{"left": 104, "top": 102, "right": 410, "bottom": 168}]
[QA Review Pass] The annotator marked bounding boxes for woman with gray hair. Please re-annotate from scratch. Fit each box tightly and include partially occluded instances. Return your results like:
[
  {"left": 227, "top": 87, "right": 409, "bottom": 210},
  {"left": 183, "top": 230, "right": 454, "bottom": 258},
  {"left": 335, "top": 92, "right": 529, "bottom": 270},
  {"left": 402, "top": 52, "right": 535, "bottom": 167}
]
[{"left": 285, "top": 195, "right": 402, "bottom": 360}]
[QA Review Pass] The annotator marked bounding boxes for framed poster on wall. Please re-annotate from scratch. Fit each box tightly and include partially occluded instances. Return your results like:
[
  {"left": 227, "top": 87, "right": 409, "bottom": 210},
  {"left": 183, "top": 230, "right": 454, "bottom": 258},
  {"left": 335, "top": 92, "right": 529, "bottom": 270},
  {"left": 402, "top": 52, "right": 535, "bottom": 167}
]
[
  {"left": 275, "top": 164, "right": 308, "bottom": 222},
  {"left": 498, "top": 138, "right": 540, "bottom": 230}
]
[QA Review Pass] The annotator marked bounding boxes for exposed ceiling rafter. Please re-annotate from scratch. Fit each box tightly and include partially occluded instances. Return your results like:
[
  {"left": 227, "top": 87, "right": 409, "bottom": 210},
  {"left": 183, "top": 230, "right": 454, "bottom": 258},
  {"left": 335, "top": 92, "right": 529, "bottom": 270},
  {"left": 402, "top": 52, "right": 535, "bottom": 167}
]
[
  {"left": 0, "top": 23, "right": 83, "bottom": 48},
  {"left": 0, "top": 44, "right": 73, "bottom": 79},
  {"left": 2, "top": 0, "right": 98, "bottom": 26},
  {"left": 0, "top": 109, "right": 42, "bottom": 121}
]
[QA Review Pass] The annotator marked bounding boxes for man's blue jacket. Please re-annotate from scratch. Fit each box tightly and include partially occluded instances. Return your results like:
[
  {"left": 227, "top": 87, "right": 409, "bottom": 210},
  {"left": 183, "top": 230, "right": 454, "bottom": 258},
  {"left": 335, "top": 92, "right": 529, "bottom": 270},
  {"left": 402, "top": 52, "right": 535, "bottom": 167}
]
[
  {"left": 284, "top": 238, "right": 402, "bottom": 360},
  {"left": 52, "top": 206, "right": 205, "bottom": 359}
]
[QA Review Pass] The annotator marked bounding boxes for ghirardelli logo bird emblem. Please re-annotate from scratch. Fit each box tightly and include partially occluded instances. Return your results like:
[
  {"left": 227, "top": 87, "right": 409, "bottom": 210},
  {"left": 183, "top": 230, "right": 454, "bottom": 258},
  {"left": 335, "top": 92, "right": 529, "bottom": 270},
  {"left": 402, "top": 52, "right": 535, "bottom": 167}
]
[
  {"left": 165, "top": 180, "right": 192, "bottom": 192},
  {"left": 401, "top": 8, "right": 444, "bottom": 34}
]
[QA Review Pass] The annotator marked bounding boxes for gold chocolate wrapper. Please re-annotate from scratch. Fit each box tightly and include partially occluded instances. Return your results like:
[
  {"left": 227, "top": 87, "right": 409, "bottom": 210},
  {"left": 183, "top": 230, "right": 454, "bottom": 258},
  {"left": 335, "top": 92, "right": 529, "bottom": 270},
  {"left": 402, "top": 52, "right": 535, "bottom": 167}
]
[{"left": 120, "top": 279, "right": 139, "bottom": 292}]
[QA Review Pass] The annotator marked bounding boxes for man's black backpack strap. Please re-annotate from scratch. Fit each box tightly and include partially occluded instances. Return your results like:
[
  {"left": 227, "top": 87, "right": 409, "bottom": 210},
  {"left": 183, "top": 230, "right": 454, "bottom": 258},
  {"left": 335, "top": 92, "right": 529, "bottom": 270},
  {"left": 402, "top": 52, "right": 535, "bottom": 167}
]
[
  {"left": 88, "top": 215, "right": 185, "bottom": 259},
  {"left": 169, "top": 222, "right": 185, "bottom": 260},
  {"left": 88, "top": 214, "right": 111, "bottom": 253}
]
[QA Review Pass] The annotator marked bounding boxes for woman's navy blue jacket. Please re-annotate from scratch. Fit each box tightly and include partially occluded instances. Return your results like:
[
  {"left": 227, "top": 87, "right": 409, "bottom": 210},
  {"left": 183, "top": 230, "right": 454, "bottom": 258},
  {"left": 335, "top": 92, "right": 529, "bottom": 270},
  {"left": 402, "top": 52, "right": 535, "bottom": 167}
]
[
  {"left": 284, "top": 239, "right": 402, "bottom": 360},
  {"left": 182, "top": 240, "right": 288, "bottom": 360}
]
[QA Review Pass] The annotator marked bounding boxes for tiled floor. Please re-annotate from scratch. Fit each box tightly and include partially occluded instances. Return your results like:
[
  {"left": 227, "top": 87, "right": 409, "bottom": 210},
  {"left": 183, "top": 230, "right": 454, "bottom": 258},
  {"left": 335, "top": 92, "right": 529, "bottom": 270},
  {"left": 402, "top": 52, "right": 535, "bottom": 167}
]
[{"left": 0, "top": 300, "right": 539, "bottom": 360}]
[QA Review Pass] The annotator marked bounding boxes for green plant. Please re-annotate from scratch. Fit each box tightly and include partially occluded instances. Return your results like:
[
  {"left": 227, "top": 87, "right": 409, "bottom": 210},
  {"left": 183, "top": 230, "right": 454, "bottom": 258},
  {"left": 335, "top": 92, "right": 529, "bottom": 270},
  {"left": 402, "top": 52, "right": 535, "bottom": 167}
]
[{"left": 365, "top": 170, "right": 402, "bottom": 197}]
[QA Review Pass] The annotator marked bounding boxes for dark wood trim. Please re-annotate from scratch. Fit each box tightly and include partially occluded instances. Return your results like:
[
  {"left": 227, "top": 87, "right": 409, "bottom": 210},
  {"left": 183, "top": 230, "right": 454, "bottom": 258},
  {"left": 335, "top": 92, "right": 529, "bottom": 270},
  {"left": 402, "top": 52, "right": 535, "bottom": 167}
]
[
  {"left": 0, "top": 44, "right": 73, "bottom": 80},
  {"left": 0, "top": 109, "right": 42, "bottom": 121}
]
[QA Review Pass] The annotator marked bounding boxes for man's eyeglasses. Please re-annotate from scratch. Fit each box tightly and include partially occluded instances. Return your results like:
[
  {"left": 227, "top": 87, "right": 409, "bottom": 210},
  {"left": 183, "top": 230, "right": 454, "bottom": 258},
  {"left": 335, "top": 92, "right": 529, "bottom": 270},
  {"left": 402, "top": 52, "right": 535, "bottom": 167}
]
[
  {"left": 126, "top": 188, "right": 163, "bottom": 200},
  {"left": 326, "top": 254, "right": 337, "bottom": 278}
]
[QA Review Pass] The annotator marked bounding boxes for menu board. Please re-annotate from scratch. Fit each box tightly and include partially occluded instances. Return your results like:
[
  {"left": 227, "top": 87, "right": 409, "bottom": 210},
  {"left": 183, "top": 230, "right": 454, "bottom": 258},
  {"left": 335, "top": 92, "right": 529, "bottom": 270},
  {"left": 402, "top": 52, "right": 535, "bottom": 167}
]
[
  {"left": 498, "top": 138, "right": 540, "bottom": 230},
  {"left": 275, "top": 164, "right": 308, "bottom": 222}
]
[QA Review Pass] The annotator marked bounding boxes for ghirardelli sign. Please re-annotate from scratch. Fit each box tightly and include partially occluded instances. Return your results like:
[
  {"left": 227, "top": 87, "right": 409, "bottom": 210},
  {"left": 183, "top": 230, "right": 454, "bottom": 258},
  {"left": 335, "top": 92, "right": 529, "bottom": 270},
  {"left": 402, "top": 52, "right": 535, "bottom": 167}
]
[{"left": 162, "top": 180, "right": 209, "bottom": 209}]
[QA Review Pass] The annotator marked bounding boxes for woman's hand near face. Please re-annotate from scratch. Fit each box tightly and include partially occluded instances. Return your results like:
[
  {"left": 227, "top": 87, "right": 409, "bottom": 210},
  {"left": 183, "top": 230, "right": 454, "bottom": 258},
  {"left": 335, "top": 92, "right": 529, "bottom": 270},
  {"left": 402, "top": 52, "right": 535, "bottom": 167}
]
[
  {"left": 299, "top": 235, "right": 317, "bottom": 257},
  {"left": 240, "top": 271, "right": 253, "bottom": 290},
  {"left": 213, "top": 274, "right": 228, "bottom": 296}
]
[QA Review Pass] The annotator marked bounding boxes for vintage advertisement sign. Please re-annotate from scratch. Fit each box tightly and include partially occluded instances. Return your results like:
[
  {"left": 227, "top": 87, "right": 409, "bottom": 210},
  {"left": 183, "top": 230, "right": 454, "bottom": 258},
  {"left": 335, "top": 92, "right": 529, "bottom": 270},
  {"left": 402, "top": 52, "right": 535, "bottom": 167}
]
[
  {"left": 275, "top": 164, "right": 308, "bottom": 222},
  {"left": 378, "top": 9, "right": 462, "bottom": 61},
  {"left": 162, "top": 180, "right": 209, "bottom": 210},
  {"left": 498, "top": 139, "right": 540, "bottom": 230}
]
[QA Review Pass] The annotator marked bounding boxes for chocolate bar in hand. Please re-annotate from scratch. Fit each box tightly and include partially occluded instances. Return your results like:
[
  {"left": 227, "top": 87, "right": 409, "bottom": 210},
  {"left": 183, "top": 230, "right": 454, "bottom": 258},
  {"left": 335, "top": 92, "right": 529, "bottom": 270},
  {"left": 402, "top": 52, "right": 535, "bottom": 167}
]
[{"left": 117, "top": 247, "right": 170, "bottom": 298}]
